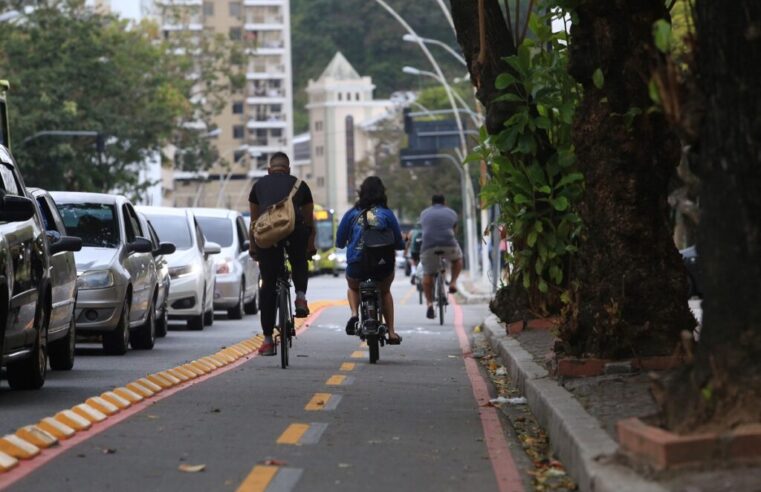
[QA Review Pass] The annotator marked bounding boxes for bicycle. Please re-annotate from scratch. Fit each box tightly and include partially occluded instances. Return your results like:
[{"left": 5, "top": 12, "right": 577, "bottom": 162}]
[
  {"left": 273, "top": 245, "right": 295, "bottom": 369},
  {"left": 356, "top": 279, "right": 387, "bottom": 364},
  {"left": 433, "top": 250, "right": 448, "bottom": 325}
]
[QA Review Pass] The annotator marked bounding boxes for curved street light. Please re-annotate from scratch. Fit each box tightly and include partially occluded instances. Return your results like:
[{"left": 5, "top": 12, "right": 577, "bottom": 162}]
[
  {"left": 402, "top": 66, "right": 483, "bottom": 127},
  {"left": 402, "top": 34, "right": 466, "bottom": 67}
]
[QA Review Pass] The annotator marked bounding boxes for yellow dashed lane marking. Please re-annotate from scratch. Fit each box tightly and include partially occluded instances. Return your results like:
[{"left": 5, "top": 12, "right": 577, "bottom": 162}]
[
  {"left": 326, "top": 375, "right": 346, "bottom": 386},
  {"left": 0, "top": 301, "right": 347, "bottom": 476},
  {"left": 277, "top": 423, "right": 310, "bottom": 445},
  {"left": 340, "top": 362, "right": 356, "bottom": 372},
  {"left": 305, "top": 393, "right": 332, "bottom": 411},
  {"left": 400, "top": 286, "right": 415, "bottom": 305},
  {"left": 236, "top": 465, "right": 279, "bottom": 492},
  {"left": 350, "top": 351, "right": 365, "bottom": 359}
]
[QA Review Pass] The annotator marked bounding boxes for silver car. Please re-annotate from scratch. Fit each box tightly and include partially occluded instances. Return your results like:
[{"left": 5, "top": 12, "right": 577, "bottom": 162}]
[
  {"left": 30, "top": 188, "right": 82, "bottom": 370},
  {"left": 51, "top": 192, "right": 160, "bottom": 354},
  {"left": 137, "top": 207, "right": 219, "bottom": 330},
  {"left": 192, "top": 208, "right": 259, "bottom": 318},
  {"left": 139, "top": 213, "right": 175, "bottom": 337}
]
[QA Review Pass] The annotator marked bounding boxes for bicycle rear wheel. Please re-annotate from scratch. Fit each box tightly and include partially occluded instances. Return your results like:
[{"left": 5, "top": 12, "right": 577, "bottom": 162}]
[
  {"left": 367, "top": 334, "right": 379, "bottom": 364},
  {"left": 278, "top": 288, "right": 289, "bottom": 369},
  {"left": 437, "top": 274, "right": 445, "bottom": 325}
]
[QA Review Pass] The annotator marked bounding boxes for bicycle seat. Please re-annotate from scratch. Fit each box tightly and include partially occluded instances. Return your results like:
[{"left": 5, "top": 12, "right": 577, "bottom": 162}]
[{"left": 434, "top": 250, "right": 445, "bottom": 255}]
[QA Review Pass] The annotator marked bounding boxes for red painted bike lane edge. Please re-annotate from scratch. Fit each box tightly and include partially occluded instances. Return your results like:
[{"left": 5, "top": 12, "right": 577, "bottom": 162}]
[
  {"left": 0, "top": 306, "right": 330, "bottom": 491},
  {"left": 452, "top": 296, "right": 525, "bottom": 492}
]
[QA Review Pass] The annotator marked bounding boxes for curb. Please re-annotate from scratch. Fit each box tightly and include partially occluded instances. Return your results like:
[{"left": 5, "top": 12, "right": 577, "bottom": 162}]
[{"left": 482, "top": 315, "right": 667, "bottom": 492}]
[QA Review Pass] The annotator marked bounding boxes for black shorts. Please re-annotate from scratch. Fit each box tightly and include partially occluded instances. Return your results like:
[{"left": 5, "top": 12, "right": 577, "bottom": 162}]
[{"left": 346, "top": 256, "right": 395, "bottom": 281}]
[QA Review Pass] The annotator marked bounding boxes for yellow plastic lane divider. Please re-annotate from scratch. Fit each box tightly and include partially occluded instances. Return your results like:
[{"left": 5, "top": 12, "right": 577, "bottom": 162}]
[
  {"left": 0, "top": 435, "right": 40, "bottom": 459},
  {"left": 37, "top": 418, "right": 75, "bottom": 440},
  {"left": 0, "top": 300, "right": 348, "bottom": 476},
  {"left": 305, "top": 393, "right": 333, "bottom": 411},
  {"left": 236, "top": 465, "right": 278, "bottom": 492},
  {"left": 15, "top": 426, "right": 57, "bottom": 449},
  {"left": 340, "top": 362, "right": 356, "bottom": 372},
  {"left": 350, "top": 351, "right": 365, "bottom": 359}
]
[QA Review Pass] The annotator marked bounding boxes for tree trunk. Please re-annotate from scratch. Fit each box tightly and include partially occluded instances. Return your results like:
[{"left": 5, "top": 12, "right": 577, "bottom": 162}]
[
  {"left": 660, "top": 1, "right": 761, "bottom": 433},
  {"left": 449, "top": 0, "right": 516, "bottom": 134},
  {"left": 562, "top": 0, "right": 696, "bottom": 358}
]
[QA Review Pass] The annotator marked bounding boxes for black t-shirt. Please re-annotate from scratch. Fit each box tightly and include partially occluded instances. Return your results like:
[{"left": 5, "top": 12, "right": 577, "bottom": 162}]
[{"left": 249, "top": 173, "right": 313, "bottom": 224}]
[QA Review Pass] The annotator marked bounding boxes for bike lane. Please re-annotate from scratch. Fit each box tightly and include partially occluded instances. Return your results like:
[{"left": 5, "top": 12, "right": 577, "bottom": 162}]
[{"left": 3, "top": 291, "right": 527, "bottom": 492}]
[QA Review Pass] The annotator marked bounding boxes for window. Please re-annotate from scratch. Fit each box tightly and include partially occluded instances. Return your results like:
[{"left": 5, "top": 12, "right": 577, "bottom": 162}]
[
  {"left": 57, "top": 203, "right": 118, "bottom": 248},
  {"left": 232, "top": 101, "right": 244, "bottom": 114},
  {"left": 0, "top": 164, "right": 20, "bottom": 195},
  {"left": 233, "top": 149, "right": 246, "bottom": 162},
  {"left": 356, "top": 92, "right": 360, "bottom": 100},
  {"left": 315, "top": 146, "right": 324, "bottom": 157},
  {"left": 194, "top": 220, "right": 205, "bottom": 253},
  {"left": 337, "top": 92, "right": 342, "bottom": 101},
  {"left": 122, "top": 204, "right": 141, "bottom": 243},
  {"left": 229, "top": 1, "right": 241, "bottom": 17},
  {"left": 229, "top": 27, "right": 242, "bottom": 41},
  {"left": 236, "top": 217, "right": 247, "bottom": 251},
  {"left": 233, "top": 125, "right": 245, "bottom": 139},
  {"left": 314, "top": 121, "right": 323, "bottom": 132},
  {"left": 271, "top": 128, "right": 282, "bottom": 137},
  {"left": 197, "top": 216, "right": 234, "bottom": 247},
  {"left": 316, "top": 177, "right": 325, "bottom": 187},
  {"left": 270, "top": 104, "right": 281, "bottom": 113},
  {"left": 145, "top": 214, "right": 193, "bottom": 250},
  {"left": 203, "top": 2, "right": 213, "bottom": 16},
  {"left": 35, "top": 197, "right": 59, "bottom": 233}
]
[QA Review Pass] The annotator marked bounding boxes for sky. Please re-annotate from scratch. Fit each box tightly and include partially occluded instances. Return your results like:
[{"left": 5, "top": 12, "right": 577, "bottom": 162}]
[{"left": 111, "top": 0, "right": 141, "bottom": 20}]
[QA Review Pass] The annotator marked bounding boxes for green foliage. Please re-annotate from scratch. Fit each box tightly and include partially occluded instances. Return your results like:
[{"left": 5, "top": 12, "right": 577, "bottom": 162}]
[
  {"left": 0, "top": 1, "right": 243, "bottom": 196},
  {"left": 475, "top": 5, "right": 583, "bottom": 311}
]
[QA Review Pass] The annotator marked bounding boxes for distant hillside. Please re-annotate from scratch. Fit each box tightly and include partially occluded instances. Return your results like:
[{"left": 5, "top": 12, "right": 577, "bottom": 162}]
[{"left": 290, "top": 0, "right": 462, "bottom": 132}]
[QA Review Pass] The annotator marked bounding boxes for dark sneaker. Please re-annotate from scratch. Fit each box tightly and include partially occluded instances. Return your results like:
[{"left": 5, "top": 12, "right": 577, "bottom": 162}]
[
  {"left": 426, "top": 306, "right": 435, "bottom": 319},
  {"left": 448, "top": 285, "right": 458, "bottom": 294},
  {"left": 258, "top": 341, "right": 276, "bottom": 356},
  {"left": 345, "top": 316, "right": 358, "bottom": 335},
  {"left": 295, "top": 298, "right": 309, "bottom": 318}
]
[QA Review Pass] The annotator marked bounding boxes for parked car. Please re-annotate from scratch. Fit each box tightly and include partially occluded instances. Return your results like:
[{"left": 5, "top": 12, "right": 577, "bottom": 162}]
[
  {"left": 137, "top": 207, "right": 219, "bottom": 330},
  {"left": 0, "top": 147, "right": 53, "bottom": 389},
  {"left": 139, "top": 213, "right": 175, "bottom": 337},
  {"left": 680, "top": 245, "right": 702, "bottom": 298},
  {"left": 192, "top": 208, "right": 259, "bottom": 318},
  {"left": 30, "top": 188, "right": 82, "bottom": 370},
  {"left": 331, "top": 248, "right": 348, "bottom": 273},
  {"left": 51, "top": 192, "right": 159, "bottom": 354}
]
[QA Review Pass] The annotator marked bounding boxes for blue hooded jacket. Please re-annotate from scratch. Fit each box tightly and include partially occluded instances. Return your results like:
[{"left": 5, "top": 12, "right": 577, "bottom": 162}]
[{"left": 335, "top": 206, "right": 404, "bottom": 265}]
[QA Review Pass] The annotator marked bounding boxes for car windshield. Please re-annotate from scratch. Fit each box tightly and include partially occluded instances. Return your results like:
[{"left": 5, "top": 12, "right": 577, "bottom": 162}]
[
  {"left": 315, "top": 221, "right": 334, "bottom": 250},
  {"left": 57, "top": 202, "right": 119, "bottom": 248},
  {"left": 196, "top": 216, "right": 233, "bottom": 247},
  {"left": 144, "top": 214, "right": 193, "bottom": 250}
]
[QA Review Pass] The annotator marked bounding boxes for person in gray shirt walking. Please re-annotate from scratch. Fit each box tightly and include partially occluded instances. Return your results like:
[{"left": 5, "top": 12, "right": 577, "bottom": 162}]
[{"left": 419, "top": 194, "right": 463, "bottom": 319}]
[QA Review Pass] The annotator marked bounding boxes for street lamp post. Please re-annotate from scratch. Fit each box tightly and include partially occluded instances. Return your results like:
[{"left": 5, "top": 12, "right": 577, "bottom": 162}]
[
  {"left": 401, "top": 34, "right": 467, "bottom": 67},
  {"left": 374, "top": 0, "right": 480, "bottom": 278}
]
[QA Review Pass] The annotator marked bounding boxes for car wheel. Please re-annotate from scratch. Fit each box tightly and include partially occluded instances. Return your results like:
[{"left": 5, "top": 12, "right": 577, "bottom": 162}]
[
  {"left": 103, "top": 298, "right": 130, "bottom": 355},
  {"left": 130, "top": 298, "right": 156, "bottom": 350},
  {"left": 244, "top": 290, "right": 258, "bottom": 315},
  {"left": 227, "top": 281, "right": 245, "bottom": 320},
  {"left": 49, "top": 316, "right": 76, "bottom": 371},
  {"left": 7, "top": 303, "right": 48, "bottom": 390},
  {"left": 188, "top": 291, "right": 205, "bottom": 331},
  {"left": 204, "top": 307, "right": 214, "bottom": 326},
  {"left": 156, "top": 300, "right": 168, "bottom": 338}
]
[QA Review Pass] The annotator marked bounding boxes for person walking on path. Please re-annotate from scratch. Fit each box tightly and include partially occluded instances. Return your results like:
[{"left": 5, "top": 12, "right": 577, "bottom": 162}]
[
  {"left": 249, "top": 152, "right": 315, "bottom": 355},
  {"left": 419, "top": 194, "right": 463, "bottom": 319},
  {"left": 335, "top": 176, "right": 405, "bottom": 344}
]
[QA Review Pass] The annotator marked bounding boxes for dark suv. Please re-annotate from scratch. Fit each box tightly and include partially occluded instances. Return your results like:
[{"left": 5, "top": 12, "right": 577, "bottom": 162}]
[{"left": 0, "top": 146, "right": 53, "bottom": 389}]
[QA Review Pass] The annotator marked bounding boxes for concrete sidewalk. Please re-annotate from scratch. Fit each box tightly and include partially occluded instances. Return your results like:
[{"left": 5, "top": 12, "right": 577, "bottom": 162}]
[{"left": 461, "top": 280, "right": 761, "bottom": 492}]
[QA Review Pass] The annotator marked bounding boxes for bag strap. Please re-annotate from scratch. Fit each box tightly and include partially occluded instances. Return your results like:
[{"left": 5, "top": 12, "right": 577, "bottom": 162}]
[{"left": 287, "top": 178, "right": 302, "bottom": 200}]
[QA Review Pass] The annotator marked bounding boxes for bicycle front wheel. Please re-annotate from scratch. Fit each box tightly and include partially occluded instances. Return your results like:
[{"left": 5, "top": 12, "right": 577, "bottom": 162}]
[{"left": 278, "top": 289, "right": 289, "bottom": 369}]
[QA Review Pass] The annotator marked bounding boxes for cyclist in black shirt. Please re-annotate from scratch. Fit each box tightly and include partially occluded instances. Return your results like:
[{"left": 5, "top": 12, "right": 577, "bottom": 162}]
[{"left": 249, "top": 152, "right": 315, "bottom": 356}]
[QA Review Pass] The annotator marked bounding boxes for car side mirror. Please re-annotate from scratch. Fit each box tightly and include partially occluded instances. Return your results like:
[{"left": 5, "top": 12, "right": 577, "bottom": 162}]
[
  {"left": 0, "top": 195, "right": 36, "bottom": 222},
  {"left": 154, "top": 241, "right": 176, "bottom": 257},
  {"left": 50, "top": 235, "right": 83, "bottom": 255},
  {"left": 129, "top": 237, "right": 153, "bottom": 254},
  {"left": 242, "top": 240, "right": 250, "bottom": 252},
  {"left": 204, "top": 241, "right": 221, "bottom": 256}
]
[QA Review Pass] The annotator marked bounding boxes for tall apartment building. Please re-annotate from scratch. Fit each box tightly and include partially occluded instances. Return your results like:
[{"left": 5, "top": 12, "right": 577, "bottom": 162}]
[{"left": 147, "top": 0, "right": 294, "bottom": 211}]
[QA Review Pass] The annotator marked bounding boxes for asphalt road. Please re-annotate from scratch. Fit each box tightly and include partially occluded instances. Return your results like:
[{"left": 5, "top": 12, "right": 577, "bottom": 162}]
[{"left": 0, "top": 274, "right": 527, "bottom": 492}]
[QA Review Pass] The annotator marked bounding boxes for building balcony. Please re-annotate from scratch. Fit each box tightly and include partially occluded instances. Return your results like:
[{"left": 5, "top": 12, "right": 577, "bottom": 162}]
[
  {"left": 247, "top": 117, "right": 287, "bottom": 129},
  {"left": 244, "top": 19, "right": 284, "bottom": 30},
  {"left": 247, "top": 94, "right": 286, "bottom": 105},
  {"left": 156, "top": 0, "right": 202, "bottom": 5},
  {"left": 162, "top": 23, "right": 204, "bottom": 31},
  {"left": 246, "top": 67, "right": 287, "bottom": 79}
]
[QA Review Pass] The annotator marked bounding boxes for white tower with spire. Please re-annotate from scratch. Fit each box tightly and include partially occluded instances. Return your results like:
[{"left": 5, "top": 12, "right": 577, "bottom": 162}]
[{"left": 306, "top": 52, "right": 392, "bottom": 216}]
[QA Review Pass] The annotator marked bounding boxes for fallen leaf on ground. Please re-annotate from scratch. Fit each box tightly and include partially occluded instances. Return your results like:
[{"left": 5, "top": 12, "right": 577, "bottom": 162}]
[
  {"left": 338, "top": 463, "right": 352, "bottom": 468},
  {"left": 263, "top": 459, "right": 287, "bottom": 466},
  {"left": 102, "top": 448, "right": 116, "bottom": 454},
  {"left": 178, "top": 464, "right": 206, "bottom": 473}
]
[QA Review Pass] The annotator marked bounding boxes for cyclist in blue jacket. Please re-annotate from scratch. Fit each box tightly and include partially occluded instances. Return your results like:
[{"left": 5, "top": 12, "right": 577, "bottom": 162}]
[{"left": 336, "top": 177, "right": 405, "bottom": 344}]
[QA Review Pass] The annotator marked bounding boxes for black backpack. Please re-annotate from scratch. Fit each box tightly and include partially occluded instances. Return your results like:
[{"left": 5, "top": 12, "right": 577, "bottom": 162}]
[{"left": 356, "top": 208, "right": 395, "bottom": 271}]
